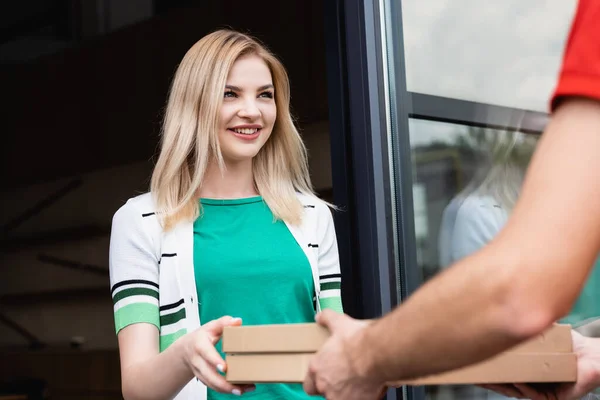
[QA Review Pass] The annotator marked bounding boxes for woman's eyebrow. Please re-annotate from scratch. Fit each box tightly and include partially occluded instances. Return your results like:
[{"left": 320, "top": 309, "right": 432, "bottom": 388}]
[
  {"left": 258, "top": 84, "right": 274, "bottom": 91},
  {"left": 224, "top": 84, "right": 274, "bottom": 91}
]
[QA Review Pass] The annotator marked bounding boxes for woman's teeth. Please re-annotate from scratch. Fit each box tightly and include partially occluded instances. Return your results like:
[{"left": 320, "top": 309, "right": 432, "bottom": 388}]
[{"left": 233, "top": 128, "right": 259, "bottom": 135}]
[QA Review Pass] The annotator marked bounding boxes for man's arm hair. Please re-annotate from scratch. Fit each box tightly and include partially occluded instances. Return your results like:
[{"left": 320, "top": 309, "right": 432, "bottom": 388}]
[{"left": 353, "top": 98, "right": 600, "bottom": 382}]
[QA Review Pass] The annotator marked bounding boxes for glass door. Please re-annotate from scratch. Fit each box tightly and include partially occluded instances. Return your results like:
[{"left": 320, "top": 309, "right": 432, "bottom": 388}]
[{"left": 375, "top": 1, "right": 596, "bottom": 399}]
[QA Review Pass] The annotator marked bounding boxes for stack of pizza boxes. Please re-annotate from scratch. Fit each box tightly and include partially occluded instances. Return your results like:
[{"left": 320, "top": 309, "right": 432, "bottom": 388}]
[{"left": 223, "top": 323, "right": 576, "bottom": 385}]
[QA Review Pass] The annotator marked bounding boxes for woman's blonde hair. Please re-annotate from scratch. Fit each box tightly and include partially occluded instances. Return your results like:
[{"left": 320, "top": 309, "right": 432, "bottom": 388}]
[
  {"left": 150, "top": 29, "right": 316, "bottom": 230},
  {"left": 459, "top": 129, "right": 537, "bottom": 211}
]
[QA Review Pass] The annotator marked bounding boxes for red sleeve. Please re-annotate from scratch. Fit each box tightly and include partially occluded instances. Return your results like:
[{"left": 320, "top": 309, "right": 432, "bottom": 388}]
[{"left": 550, "top": 0, "right": 600, "bottom": 112}]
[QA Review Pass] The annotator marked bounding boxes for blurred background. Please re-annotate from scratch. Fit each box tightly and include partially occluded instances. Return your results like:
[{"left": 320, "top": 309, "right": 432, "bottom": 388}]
[{"left": 0, "top": 1, "right": 333, "bottom": 398}]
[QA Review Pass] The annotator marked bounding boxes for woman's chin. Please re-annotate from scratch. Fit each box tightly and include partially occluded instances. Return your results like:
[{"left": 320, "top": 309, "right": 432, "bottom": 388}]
[{"left": 221, "top": 150, "right": 261, "bottom": 164}]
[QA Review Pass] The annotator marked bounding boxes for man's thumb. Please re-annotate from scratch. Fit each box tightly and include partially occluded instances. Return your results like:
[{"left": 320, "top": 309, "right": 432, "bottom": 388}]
[{"left": 315, "top": 309, "right": 344, "bottom": 331}]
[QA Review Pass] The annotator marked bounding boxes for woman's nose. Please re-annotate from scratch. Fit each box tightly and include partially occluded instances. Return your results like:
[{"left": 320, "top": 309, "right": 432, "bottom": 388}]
[{"left": 238, "top": 99, "right": 261, "bottom": 119}]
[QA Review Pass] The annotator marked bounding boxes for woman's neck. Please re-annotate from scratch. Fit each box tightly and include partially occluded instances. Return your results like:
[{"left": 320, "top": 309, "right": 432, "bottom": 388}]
[{"left": 198, "top": 159, "right": 258, "bottom": 199}]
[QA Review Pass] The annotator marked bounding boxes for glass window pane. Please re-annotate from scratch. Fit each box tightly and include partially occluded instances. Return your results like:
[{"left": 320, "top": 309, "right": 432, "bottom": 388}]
[
  {"left": 402, "top": 0, "right": 577, "bottom": 112},
  {"left": 408, "top": 118, "right": 600, "bottom": 399},
  {"left": 381, "top": 1, "right": 600, "bottom": 397},
  {"left": 409, "top": 118, "right": 538, "bottom": 279}
]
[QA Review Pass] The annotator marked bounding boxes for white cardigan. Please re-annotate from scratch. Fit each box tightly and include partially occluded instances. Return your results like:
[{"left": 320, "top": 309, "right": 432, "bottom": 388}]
[{"left": 109, "top": 192, "right": 343, "bottom": 400}]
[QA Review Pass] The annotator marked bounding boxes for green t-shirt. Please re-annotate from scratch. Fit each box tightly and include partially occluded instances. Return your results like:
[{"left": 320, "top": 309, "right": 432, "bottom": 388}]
[{"left": 193, "top": 196, "right": 322, "bottom": 400}]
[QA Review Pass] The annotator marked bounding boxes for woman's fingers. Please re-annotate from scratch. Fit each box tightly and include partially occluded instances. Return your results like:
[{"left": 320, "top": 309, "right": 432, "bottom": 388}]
[
  {"left": 194, "top": 335, "right": 227, "bottom": 372},
  {"left": 192, "top": 356, "right": 247, "bottom": 394},
  {"left": 239, "top": 384, "right": 256, "bottom": 393},
  {"left": 202, "top": 316, "right": 243, "bottom": 343},
  {"left": 187, "top": 317, "right": 253, "bottom": 395},
  {"left": 190, "top": 331, "right": 255, "bottom": 395}
]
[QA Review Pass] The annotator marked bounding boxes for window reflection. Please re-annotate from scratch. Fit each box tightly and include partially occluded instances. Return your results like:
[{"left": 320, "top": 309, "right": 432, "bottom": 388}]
[
  {"left": 437, "top": 127, "right": 535, "bottom": 271},
  {"left": 410, "top": 119, "right": 537, "bottom": 282},
  {"left": 409, "top": 118, "right": 600, "bottom": 399}
]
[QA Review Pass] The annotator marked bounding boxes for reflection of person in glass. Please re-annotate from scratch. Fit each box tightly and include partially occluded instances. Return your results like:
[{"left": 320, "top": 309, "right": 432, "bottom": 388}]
[
  {"left": 302, "top": 0, "right": 600, "bottom": 399},
  {"left": 439, "top": 131, "right": 533, "bottom": 270},
  {"left": 437, "top": 131, "right": 534, "bottom": 400}
]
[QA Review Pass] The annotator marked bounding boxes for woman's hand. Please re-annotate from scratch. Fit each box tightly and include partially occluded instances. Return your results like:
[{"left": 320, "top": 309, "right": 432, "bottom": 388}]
[
  {"left": 481, "top": 331, "right": 600, "bottom": 400},
  {"left": 182, "top": 316, "right": 255, "bottom": 395}
]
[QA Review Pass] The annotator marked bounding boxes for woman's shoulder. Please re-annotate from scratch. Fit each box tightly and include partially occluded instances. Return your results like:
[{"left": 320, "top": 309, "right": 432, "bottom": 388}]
[
  {"left": 453, "top": 194, "right": 508, "bottom": 239},
  {"left": 295, "top": 192, "right": 332, "bottom": 214},
  {"left": 115, "top": 192, "right": 155, "bottom": 213},
  {"left": 456, "top": 194, "right": 508, "bottom": 220},
  {"left": 112, "top": 192, "right": 157, "bottom": 226}
]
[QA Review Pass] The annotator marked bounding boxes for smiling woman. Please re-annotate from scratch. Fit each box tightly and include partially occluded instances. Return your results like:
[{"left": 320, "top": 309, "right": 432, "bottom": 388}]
[{"left": 108, "top": 29, "right": 342, "bottom": 400}]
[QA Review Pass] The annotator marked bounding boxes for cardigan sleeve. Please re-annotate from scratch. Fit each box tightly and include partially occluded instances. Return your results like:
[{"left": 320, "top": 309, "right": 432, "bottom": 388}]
[
  {"left": 109, "top": 199, "right": 161, "bottom": 334},
  {"left": 316, "top": 203, "right": 344, "bottom": 313}
]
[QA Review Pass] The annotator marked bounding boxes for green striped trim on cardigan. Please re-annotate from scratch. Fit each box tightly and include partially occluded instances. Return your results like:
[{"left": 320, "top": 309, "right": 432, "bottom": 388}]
[
  {"left": 319, "top": 296, "right": 343, "bottom": 313},
  {"left": 112, "top": 280, "right": 159, "bottom": 304},
  {"left": 320, "top": 273, "right": 341, "bottom": 291},
  {"left": 112, "top": 279, "right": 160, "bottom": 333},
  {"left": 159, "top": 299, "right": 187, "bottom": 327},
  {"left": 160, "top": 328, "right": 187, "bottom": 352},
  {"left": 158, "top": 299, "right": 188, "bottom": 352},
  {"left": 319, "top": 273, "right": 343, "bottom": 313}
]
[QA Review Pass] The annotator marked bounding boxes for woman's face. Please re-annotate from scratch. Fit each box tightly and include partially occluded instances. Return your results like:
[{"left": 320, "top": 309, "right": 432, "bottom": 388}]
[{"left": 218, "top": 54, "right": 276, "bottom": 164}]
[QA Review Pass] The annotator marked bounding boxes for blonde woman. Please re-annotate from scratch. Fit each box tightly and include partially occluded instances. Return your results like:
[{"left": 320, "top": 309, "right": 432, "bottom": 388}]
[{"left": 109, "top": 29, "right": 343, "bottom": 400}]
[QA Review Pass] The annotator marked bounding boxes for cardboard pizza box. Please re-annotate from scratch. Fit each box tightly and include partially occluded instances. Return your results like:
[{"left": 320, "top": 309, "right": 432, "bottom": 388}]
[
  {"left": 225, "top": 352, "right": 576, "bottom": 385},
  {"left": 223, "top": 323, "right": 576, "bottom": 385},
  {"left": 222, "top": 323, "right": 329, "bottom": 353}
]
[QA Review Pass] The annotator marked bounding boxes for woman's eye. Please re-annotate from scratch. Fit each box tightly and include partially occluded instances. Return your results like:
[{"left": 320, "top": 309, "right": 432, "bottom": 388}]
[
  {"left": 224, "top": 91, "right": 236, "bottom": 98},
  {"left": 260, "top": 91, "right": 274, "bottom": 99}
]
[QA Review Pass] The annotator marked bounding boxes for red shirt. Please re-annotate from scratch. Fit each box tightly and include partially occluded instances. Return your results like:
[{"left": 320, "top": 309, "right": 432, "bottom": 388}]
[{"left": 551, "top": 0, "right": 600, "bottom": 112}]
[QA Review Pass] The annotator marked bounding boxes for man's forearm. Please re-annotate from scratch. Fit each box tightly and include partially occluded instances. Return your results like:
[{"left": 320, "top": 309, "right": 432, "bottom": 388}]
[
  {"left": 351, "top": 98, "right": 600, "bottom": 383},
  {"left": 353, "top": 245, "right": 537, "bottom": 383}
]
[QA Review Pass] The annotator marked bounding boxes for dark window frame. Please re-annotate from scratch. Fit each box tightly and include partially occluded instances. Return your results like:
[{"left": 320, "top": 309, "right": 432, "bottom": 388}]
[{"left": 325, "top": 1, "right": 549, "bottom": 400}]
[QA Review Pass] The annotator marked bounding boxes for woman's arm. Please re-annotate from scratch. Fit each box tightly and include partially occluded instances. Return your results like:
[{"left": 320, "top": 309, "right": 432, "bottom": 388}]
[
  {"left": 109, "top": 200, "right": 250, "bottom": 399},
  {"left": 118, "top": 318, "right": 248, "bottom": 400}
]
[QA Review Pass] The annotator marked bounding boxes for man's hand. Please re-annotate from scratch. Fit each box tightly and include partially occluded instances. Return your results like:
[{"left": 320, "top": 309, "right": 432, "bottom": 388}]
[
  {"left": 303, "top": 310, "right": 387, "bottom": 400},
  {"left": 481, "top": 331, "right": 600, "bottom": 399}
]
